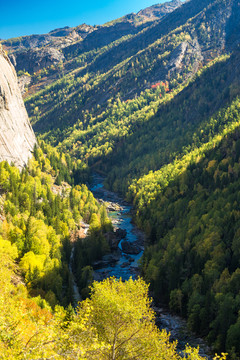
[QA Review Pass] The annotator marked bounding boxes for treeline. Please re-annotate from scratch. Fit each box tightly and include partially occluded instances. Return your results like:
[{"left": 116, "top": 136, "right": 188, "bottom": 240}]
[
  {"left": 0, "top": 143, "right": 224, "bottom": 360},
  {"left": 104, "top": 88, "right": 240, "bottom": 359},
  {"left": 7, "top": 0, "right": 240, "bottom": 357}
]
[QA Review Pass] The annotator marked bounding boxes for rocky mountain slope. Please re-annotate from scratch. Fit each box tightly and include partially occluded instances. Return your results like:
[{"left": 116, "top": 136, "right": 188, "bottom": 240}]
[
  {"left": 0, "top": 46, "right": 36, "bottom": 168},
  {"left": 137, "top": 0, "right": 183, "bottom": 20},
  {"left": 2, "top": 24, "right": 96, "bottom": 74},
  {"left": 1, "top": 0, "right": 183, "bottom": 75}
]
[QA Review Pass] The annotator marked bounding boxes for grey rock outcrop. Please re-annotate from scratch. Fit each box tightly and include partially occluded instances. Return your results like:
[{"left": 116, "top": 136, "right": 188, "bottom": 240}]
[
  {"left": 2, "top": 24, "right": 96, "bottom": 74},
  {"left": 2, "top": 24, "right": 95, "bottom": 52},
  {"left": 17, "top": 74, "right": 31, "bottom": 94},
  {"left": 10, "top": 47, "right": 65, "bottom": 73},
  {"left": 167, "top": 38, "right": 203, "bottom": 77},
  {"left": 103, "top": 227, "right": 127, "bottom": 251},
  {"left": 0, "top": 46, "right": 36, "bottom": 168},
  {"left": 137, "top": 0, "right": 182, "bottom": 21},
  {"left": 168, "top": 41, "right": 189, "bottom": 69}
]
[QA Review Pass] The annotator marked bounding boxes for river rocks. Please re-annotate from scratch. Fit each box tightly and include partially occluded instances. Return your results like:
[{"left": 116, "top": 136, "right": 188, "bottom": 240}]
[
  {"left": 111, "top": 218, "right": 123, "bottom": 225},
  {"left": 104, "top": 231, "right": 121, "bottom": 250},
  {"left": 154, "top": 307, "right": 212, "bottom": 358},
  {"left": 106, "top": 201, "right": 123, "bottom": 212},
  {"left": 93, "top": 269, "right": 110, "bottom": 281},
  {"left": 115, "top": 228, "right": 127, "bottom": 239},
  {"left": 121, "top": 262, "right": 130, "bottom": 268},
  {"left": 98, "top": 197, "right": 124, "bottom": 212},
  {"left": 121, "top": 240, "right": 142, "bottom": 255},
  {"left": 104, "top": 227, "right": 127, "bottom": 250},
  {"left": 90, "top": 174, "right": 145, "bottom": 280},
  {"left": 93, "top": 251, "right": 121, "bottom": 269},
  {"left": 124, "top": 254, "right": 134, "bottom": 262}
]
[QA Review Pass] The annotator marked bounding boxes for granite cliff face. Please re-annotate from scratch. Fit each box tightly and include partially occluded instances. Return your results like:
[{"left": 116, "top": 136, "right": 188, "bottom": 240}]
[{"left": 0, "top": 46, "right": 36, "bottom": 168}]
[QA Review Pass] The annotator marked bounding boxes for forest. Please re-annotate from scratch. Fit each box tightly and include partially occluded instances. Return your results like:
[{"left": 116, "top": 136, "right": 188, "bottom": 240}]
[
  {"left": 2, "top": 0, "right": 240, "bottom": 358},
  {"left": 0, "top": 143, "right": 219, "bottom": 359},
  {"left": 0, "top": 143, "right": 112, "bottom": 306}
]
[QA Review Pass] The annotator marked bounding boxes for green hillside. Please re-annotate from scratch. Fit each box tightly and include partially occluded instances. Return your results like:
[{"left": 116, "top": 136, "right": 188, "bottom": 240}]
[
  {"left": 25, "top": 0, "right": 232, "bottom": 140},
  {"left": 137, "top": 108, "right": 240, "bottom": 356}
]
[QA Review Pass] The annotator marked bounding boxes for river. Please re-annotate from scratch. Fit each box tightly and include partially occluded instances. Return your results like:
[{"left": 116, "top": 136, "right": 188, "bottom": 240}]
[
  {"left": 90, "top": 173, "right": 144, "bottom": 281},
  {"left": 89, "top": 173, "right": 212, "bottom": 358}
]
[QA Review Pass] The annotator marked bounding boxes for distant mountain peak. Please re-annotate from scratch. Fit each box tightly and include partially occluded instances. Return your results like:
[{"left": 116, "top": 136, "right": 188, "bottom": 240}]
[{"left": 137, "top": 0, "right": 183, "bottom": 20}]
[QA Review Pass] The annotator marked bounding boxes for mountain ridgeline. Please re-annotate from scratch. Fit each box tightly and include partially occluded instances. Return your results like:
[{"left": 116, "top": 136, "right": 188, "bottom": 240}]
[{"left": 1, "top": 0, "right": 240, "bottom": 357}]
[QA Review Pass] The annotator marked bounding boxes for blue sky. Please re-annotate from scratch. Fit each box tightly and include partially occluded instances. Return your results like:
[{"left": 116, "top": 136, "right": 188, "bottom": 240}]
[{"left": 0, "top": 0, "right": 167, "bottom": 40}]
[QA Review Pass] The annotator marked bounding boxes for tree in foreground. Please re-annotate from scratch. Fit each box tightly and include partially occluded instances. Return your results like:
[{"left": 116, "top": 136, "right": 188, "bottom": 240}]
[
  {"left": 0, "top": 262, "right": 228, "bottom": 360},
  {"left": 61, "top": 277, "right": 227, "bottom": 360}
]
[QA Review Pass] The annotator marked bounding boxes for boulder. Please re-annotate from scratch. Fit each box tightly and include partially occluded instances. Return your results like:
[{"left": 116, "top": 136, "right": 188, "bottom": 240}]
[
  {"left": 121, "top": 262, "right": 130, "bottom": 268},
  {"left": 104, "top": 231, "right": 121, "bottom": 250},
  {"left": 121, "top": 240, "right": 142, "bottom": 255},
  {"left": 106, "top": 201, "right": 123, "bottom": 211},
  {"left": 115, "top": 228, "right": 127, "bottom": 239}
]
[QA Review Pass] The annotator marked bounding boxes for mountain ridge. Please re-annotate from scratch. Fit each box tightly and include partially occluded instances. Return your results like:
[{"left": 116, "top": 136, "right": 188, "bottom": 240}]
[{"left": 1, "top": 0, "right": 183, "bottom": 74}]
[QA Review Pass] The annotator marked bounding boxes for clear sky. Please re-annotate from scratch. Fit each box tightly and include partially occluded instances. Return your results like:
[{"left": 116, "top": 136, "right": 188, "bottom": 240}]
[{"left": 0, "top": 0, "right": 167, "bottom": 40}]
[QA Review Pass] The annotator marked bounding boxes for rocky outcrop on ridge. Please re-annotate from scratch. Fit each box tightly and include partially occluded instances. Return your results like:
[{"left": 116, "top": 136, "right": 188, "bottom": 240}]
[
  {"left": 0, "top": 46, "right": 36, "bottom": 168},
  {"left": 2, "top": 24, "right": 96, "bottom": 52},
  {"left": 2, "top": 24, "right": 96, "bottom": 74},
  {"left": 137, "top": 0, "right": 183, "bottom": 21}
]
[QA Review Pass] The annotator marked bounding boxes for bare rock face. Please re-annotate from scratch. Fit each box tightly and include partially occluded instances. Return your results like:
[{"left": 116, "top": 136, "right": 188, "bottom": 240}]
[
  {"left": 17, "top": 74, "right": 31, "bottom": 94},
  {"left": 0, "top": 46, "right": 37, "bottom": 168},
  {"left": 10, "top": 47, "right": 65, "bottom": 73}
]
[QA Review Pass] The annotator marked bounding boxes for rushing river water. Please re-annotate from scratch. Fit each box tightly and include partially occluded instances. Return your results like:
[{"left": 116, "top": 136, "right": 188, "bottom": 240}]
[{"left": 89, "top": 174, "right": 212, "bottom": 358}]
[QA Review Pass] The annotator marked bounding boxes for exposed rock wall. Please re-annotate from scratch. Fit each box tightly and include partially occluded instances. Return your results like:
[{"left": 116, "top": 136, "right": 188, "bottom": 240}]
[
  {"left": 0, "top": 46, "right": 36, "bottom": 168},
  {"left": 9, "top": 47, "right": 65, "bottom": 73}
]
